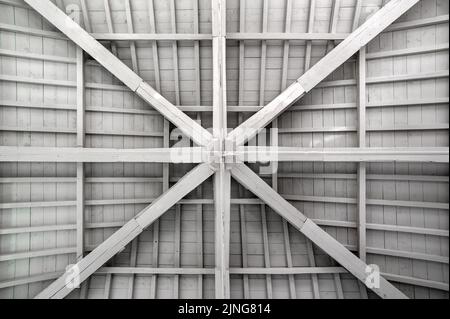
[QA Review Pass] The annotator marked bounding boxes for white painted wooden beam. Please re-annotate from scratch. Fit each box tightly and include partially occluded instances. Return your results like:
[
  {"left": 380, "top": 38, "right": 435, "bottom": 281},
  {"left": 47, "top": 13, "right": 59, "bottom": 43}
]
[
  {"left": 76, "top": 46, "right": 85, "bottom": 262},
  {"left": 35, "top": 163, "right": 214, "bottom": 299},
  {"left": 227, "top": 0, "right": 420, "bottom": 146},
  {"left": 212, "top": 0, "right": 231, "bottom": 299},
  {"left": 230, "top": 163, "right": 408, "bottom": 299},
  {"left": 2, "top": 269, "right": 447, "bottom": 292},
  {"left": 0, "top": 147, "right": 206, "bottom": 163},
  {"left": 214, "top": 168, "right": 231, "bottom": 299},
  {"left": 23, "top": 0, "right": 212, "bottom": 147},
  {"left": 237, "top": 147, "right": 449, "bottom": 163}
]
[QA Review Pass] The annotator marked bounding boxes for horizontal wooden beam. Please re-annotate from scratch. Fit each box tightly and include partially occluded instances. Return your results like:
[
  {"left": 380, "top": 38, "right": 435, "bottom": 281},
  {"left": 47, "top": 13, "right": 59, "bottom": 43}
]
[
  {"left": 229, "top": 267, "right": 347, "bottom": 275},
  {"left": 97, "top": 267, "right": 215, "bottom": 275},
  {"left": 1, "top": 173, "right": 447, "bottom": 185},
  {"left": 1, "top": 96, "right": 447, "bottom": 115},
  {"left": 1, "top": 218, "right": 447, "bottom": 238},
  {"left": 230, "top": 163, "right": 408, "bottom": 299},
  {"left": 0, "top": 146, "right": 205, "bottom": 163},
  {"left": 92, "top": 33, "right": 212, "bottom": 41},
  {"left": 34, "top": 164, "right": 214, "bottom": 299},
  {"left": 238, "top": 147, "right": 449, "bottom": 163}
]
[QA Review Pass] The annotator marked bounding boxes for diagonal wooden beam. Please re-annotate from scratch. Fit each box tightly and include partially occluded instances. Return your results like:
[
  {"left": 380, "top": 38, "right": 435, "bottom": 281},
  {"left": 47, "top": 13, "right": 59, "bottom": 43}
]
[
  {"left": 0, "top": 146, "right": 206, "bottom": 163},
  {"left": 230, "top": 163, "right": 408, "bottom": 299},
  {"left": 212, "top": 0, "right": 231, "bottom": 299},
  {"left": 24, "top": 0, "right": 212, "bottom": 147},
  {"left": 35, "top": 163, "right": 214, "bottom": 299},
  {"left": 227, "top": 0, "right": 420, "bottom": 146}
]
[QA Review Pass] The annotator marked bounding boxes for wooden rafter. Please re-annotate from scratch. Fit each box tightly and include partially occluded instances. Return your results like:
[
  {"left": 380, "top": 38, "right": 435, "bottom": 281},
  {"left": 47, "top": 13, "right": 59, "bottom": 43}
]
[{"left": 35, "top": 164, "right": 214, "bottom": 299}]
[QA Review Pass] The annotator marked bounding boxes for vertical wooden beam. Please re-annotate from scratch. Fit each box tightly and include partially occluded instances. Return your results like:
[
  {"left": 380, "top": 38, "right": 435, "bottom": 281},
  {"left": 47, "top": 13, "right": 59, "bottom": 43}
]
[
  {"left": 76, "top": 47, "right": 85, "bottom": 150},
  {"left": 169, "top": 1, "right": 182, "bottom": 298},
  {"left": 357, "top": 46, "right": 368, "bottom": 299},
  {"left": 334, "top": 273, "right": 344, "bottom": 298},
  {"left": 238, "top": 1, "right": 246, "bottom": 109},
  {"left": 124, "top": 0, "right": 138, "bottom": 72},
  {"left": 302, "top": 3, "right": 321, "bottom": 294},
  {"left": 237, "top": 1, "right": 250, "bottom": 298},
  {"left": 260, "top": 205, "right": 273, "bottom": 298},
  {"left": 124, "top": 1, "right": 140, "bottom": 298},
  {"left": 79, "top": 0, "right": 92, "bottom": 33},
  {"left": 306, "top": 240, "right": 320, "bottom": 298},
  {"left": 102, "top": 1, "right": 116, "bottom": 295},
  {"left": 173, "top": 205, "right": 181, "bottom": 298},
  {"left": 258, "top": 0, "right": 273, "bottom": 299},
  {"left": 104, "top": 273, "right": 112, "bottom": 299},
  {"left": 259, "top": 0, "right": 268, "bottom": 105},
  {"left": 193, "top": 0, "right": 201, "bottom": 106},
  {"left": 352, "top": 0, "right": 362, "bottom": 32},
  {"left": 196, "top": 183, "right": 204, "bottom": 298},
  {"left": 354, "top": 0, "right": 368, "bottom": 297},
  {"left": 239, "top": 200, "right": 250, "bottom": 298},
  {"left": 170, "top": 0, "right": 181, "bottom": 106},
  {"left": 327, "top": 2, "right": 343, "bottom": 297},
  {"left": 214, "top": 168, "right": 231, "bottom": 299},
  {"left": 212, "top": 0, "right": 230, "bottom": 299},
  {"left": 76, "top": 43, "right": 87, "bottom": 298},
  {"left": 358, "top": 48, "right": 367, "bottom": 150},
  {"left": 282, "top": 221, "right": 296, "bottom": 298},
  {"left": 127, "top": 238, "right": 138, "bottom": 298}
]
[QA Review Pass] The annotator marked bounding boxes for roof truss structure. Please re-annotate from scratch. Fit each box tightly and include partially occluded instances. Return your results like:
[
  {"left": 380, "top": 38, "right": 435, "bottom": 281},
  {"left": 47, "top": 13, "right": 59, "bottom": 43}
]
[{"left": 0, "top": 0, "right": 447, "bottom": 299}]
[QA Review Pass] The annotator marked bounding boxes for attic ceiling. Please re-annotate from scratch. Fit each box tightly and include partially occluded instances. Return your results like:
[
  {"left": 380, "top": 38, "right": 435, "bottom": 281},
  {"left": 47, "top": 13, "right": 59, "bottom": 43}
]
[{"left": 0, "top": 0, "right": 448, "bottom": 299}]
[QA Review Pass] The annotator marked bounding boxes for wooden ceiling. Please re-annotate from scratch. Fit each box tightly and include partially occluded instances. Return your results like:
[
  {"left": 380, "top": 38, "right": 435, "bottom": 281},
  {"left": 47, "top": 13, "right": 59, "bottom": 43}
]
[{"left": 0, "top": 0, "right": 448, "bottom": 299}]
